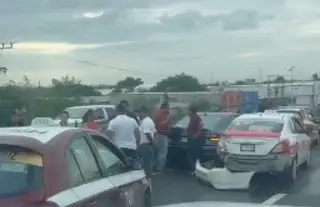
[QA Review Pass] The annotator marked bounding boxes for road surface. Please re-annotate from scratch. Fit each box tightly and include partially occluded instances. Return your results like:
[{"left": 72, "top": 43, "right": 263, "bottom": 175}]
[{"left": 152, "top": 145, "right": 320, "bottom": 207}]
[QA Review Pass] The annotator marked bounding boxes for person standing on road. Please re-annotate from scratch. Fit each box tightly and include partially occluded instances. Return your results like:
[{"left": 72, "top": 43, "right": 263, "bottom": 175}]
[
  {"left": 120, "top": 100, "right": 140, "bottom": 124},
  {"left": 60, "top": 111, "right": 69, "bottom": 127},
  {"left": 107, "top": 104, "right": 141, "bottom": 160},
  {"left": 186, "top": 106, "right": 203, "bottom": 175},
  {"left": 137, "top": 106, "right": 156, "bottom": 178},
  {"left": 153, "top": 102, "right": 171, "bottom": 171},
  {"left": 82, "top": 109, "right": 97, "bottom": 130}
]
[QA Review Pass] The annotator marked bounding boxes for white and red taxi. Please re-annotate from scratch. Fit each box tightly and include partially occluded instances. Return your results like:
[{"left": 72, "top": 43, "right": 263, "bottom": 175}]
[
  {"left": 0, "top": 118, "right": 151, "bottom": 207},
  {"left": 218, "top": 113, "right": 311, "bottom": 182}
]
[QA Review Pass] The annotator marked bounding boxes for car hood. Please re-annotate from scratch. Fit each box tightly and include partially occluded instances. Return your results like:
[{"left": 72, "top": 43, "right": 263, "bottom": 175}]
[{"left": 158, "top": 201, "right": 295, "bottom": 207}]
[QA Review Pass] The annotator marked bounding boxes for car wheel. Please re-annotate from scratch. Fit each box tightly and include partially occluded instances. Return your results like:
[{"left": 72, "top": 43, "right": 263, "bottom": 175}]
[
  {"left": 301, "top": 151, "right": 311, "bottom": 170},
  {"left": 283, "top": 158, "right": 297, "bottom": 184}
]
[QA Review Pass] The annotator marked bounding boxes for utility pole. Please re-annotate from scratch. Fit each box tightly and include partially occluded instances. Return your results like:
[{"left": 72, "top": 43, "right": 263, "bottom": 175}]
[
  {"left": 0, "top": 42, "right": 14, "bottom": 76},
  {"left": 288, "top": 66, "right": 296, "bottom": 104}
]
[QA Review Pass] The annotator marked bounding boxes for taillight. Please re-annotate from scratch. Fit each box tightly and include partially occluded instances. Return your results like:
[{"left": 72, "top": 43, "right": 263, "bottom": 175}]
[
  {"left": 217, "top": 135, "right": 229, "bottom": 156},
  {"left": 269, "top": 140, "right": 290, "bottom": 154}
]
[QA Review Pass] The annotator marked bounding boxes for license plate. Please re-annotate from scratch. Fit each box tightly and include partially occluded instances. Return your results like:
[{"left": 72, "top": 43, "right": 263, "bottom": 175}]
[{"left": 240, "top": 144, "right": 255, "bottom": 152}]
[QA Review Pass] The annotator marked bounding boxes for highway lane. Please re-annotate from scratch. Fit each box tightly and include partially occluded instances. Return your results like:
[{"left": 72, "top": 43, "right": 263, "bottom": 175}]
[
  {"left": 152, "top": 145, "right": 320, "bottom": 207},
  {"left": 272, "top": 145, "right": 320, "bottom": 206}
]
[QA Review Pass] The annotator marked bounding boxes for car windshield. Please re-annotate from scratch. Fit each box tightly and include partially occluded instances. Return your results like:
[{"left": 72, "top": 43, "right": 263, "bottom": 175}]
[
  {"left": 65, "top": 108, "right": 91, "bottom": 119},
  {"left": 176, "top": 114, "right": 235, "bottom": 132},
  {"left": 228, "top": 119, "right": 284, "bottom": 133},
  {"left": 0, "top": 146, "right": 43, "bottom": 198}
]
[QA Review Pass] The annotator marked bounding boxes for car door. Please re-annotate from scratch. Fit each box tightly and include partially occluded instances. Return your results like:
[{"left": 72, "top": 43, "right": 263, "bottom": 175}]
[
  {"left": 67, "top": 134, "right": 124, "bottom": 207},
  {"left": 291, "top": 118, "right": 309, "bottom": 164},
  {"left": 88, "top": 133, "right": 149, "bottom": 207}
]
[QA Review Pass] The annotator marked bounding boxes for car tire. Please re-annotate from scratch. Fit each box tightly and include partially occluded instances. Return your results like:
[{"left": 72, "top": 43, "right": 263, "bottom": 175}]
[
  {"left": 283, "top": 158, "right": 297, "bottom": 184},
  {"left": 301, "top": 151, "right": 311, "bottom": 170}
]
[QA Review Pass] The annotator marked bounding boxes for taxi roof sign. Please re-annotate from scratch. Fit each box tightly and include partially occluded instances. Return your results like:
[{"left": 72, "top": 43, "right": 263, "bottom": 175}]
[
  {"left": 264, "top": 109, "right": 278, "bottom": 114},
  {"left": 31, "top": 117, "right": 57, "bottom": 127}
]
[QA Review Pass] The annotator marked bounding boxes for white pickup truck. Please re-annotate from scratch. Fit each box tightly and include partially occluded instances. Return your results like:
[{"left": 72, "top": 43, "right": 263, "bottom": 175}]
[{"left": 56, "top": 105, "right": 116, "bottom": 128}]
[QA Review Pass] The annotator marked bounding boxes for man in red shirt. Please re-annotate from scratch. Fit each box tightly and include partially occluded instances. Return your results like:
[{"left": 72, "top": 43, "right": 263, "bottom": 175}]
[
  {"left": 153, "top": 103, "right": 171, "bottom": 171},
  {"left": 187, "top": 106, "right": 203, "bottom": 174}
]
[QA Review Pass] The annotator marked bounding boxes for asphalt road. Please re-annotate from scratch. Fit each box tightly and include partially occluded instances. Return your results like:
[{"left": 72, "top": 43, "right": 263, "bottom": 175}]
[{"left": 152, "top": 145, "right": 320, "bottom": 207}]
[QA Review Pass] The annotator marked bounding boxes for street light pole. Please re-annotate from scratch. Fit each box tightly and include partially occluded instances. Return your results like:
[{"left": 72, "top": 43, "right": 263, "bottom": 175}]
[
  {"left": 0, "top": 42, "right": 14, "bottom": 78},
  {"left": 288, "top": 66, "right": 296, "bottom": 104}
]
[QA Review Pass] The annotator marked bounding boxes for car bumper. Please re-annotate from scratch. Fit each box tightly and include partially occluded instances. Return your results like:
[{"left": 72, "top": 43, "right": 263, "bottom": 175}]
[
  {"left": 195, "top": 160, "right": 254, "bottom": 190},
  {"left": 168, "top": 143, "right": 218, "bottom": 158},
  {"left": 225, "top": 154, "right": 291, "bottom": 172}
]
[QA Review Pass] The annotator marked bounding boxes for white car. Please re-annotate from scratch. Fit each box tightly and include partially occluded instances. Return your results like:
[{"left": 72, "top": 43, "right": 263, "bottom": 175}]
[
  {"left": 57, "top": 104, "right": 116, "bottom": 128},
  {"left": 218, "top": 113, "right": 311, "bottom": 183},
  {"left": 264, "top": 108, "right": 320, "bottom": 145}
]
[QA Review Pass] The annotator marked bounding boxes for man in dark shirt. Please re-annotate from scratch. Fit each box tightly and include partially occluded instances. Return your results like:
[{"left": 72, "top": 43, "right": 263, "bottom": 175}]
[
  {"left": 120, "top": 100, "right": 140, "bottom": 124},
  {"left": 7, "top": 109, "right": 25, "bottom": 127},
  {"left": 186, "top": 106, "right": 203, "bottom": 174}
]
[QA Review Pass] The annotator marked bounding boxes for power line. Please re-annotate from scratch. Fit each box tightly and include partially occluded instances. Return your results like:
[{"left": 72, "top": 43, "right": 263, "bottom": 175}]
[{"left": 75, "top": 59, "right": 168, "bottom": 77}]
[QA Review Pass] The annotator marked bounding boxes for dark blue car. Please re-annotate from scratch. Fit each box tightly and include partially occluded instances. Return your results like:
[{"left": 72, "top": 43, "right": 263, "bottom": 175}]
[{"left": 167, "top": 112, "right": 238, "bottom": 169}]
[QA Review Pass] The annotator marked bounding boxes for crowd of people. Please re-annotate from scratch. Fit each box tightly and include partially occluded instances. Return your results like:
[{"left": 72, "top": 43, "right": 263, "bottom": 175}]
[
  {"left": 102, "top": 100, "right": 204, "bottom": 177},
  {"left": 6, "top": 101, "right": 204, "bottom": 177}
]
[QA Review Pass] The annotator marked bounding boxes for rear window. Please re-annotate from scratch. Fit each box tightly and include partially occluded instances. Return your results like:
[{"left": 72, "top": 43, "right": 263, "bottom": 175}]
[
  {"left": 176, "top": 114, "right": 235, "bottom": 132},
  {"left": 228, "top": 119, "right": 284, "bottom": 133},
  {"left": 105, "top": 108, "right": 116, "bottom": 119},
  {"left": 0, "top": 146, "right": 43, "bottom": 198},
  {"left": 277, "top": 110, "right": 303, "bottom": 119},
  {"left": 65, "top": 108, "right": 91, "bottom": 119}
]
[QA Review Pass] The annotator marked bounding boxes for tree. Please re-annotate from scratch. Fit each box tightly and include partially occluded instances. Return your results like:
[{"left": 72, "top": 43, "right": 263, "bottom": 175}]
[
  {"left": 274, "top": 76, "right": 285, "bottom": 83},
  {"left": 235, "top": 80, "right": 246, "bottom": 85},
  {"left": 115, "top": 77, "right": 144, "bottom": 92},
  {"left": 149, "top": 73, "right": 207, "bottom": 92},
  {"left": 312, "top": 73, "right": 319, "bottom": 81},
  {"left": 50, "top": 76, "right": 100, "bottom": 97}
]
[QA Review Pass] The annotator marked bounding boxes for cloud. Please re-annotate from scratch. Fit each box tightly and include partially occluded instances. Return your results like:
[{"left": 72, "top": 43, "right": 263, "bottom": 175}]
[
  {"left": 234, "top": 52, "right": 263, "bottom": 59},
  {"left": 12, "top": 42, "right": 105, "bottom": 54},
  {"left": 0, "top": 0, "right": 273, "bottom": 44},
  {"left": 2, "top": 0, "right": 320, "bottom": 85}
]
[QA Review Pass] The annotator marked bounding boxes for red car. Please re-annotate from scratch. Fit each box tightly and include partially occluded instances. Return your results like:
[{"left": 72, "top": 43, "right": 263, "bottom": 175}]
[{"left": 0, "top": 124, "right": 151, "bottom": 207}]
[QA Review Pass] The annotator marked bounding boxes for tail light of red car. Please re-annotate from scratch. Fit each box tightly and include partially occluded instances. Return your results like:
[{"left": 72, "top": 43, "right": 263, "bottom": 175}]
[{"left": 269, "top": 139, "right": 290, "bottom": 155}]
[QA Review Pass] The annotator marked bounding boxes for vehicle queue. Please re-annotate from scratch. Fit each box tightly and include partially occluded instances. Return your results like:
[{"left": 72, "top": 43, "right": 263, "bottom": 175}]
[{"left": 0, "top": 103, "right": 319, "bottom": 206}]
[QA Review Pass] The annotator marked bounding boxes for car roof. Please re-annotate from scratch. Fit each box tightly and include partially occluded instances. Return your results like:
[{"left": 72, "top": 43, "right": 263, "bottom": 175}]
[
  {"left": 66, "top": 105, "right": 115, "bottom": 109},
  {"left": 0, "top": 126, "right": 77, "bottom": 144},
  {"left": 237, "top": 113, "right": 292, "bottom": 121},
  {"left": 277, "top": 108, "right": 301, "bottom": 112},
  {"left": 197, "top": 112, "right": 237, "bottom": 116}
]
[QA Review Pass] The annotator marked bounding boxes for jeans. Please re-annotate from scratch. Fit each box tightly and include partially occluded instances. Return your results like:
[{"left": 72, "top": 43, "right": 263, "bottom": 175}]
[
  {"left": 138, "top": 144, "right": 154, "bottom": 178},
  {"left": 187, "top": 137, "right": 203, "bottom": 171},
  {"left": 155, "top": 134, "right": 168, "bottom": 170}
]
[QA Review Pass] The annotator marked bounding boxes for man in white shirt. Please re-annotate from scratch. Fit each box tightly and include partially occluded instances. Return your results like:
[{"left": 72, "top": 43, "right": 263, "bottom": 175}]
[
  {"left": 107, "top": 104, "right": 141, "bottom": 159},
  {"left": 137, "top": 106, "right": 156, "bottom": 178}
]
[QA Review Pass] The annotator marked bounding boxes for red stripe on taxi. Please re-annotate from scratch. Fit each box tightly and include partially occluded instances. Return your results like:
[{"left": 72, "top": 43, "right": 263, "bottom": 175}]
[{"left": 224, "top": 130, "right": 280, "bottom": 138}]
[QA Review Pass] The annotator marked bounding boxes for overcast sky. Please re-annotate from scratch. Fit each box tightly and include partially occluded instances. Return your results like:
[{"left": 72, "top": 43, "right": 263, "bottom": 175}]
[{"left": 0, "top": 0, "right": 320, "bottom": 85}]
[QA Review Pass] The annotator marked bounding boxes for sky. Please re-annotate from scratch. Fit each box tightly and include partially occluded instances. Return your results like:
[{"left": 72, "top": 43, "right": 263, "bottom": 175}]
[{"left": 1, "top": 0, "right": 320, "bottom": 85}]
